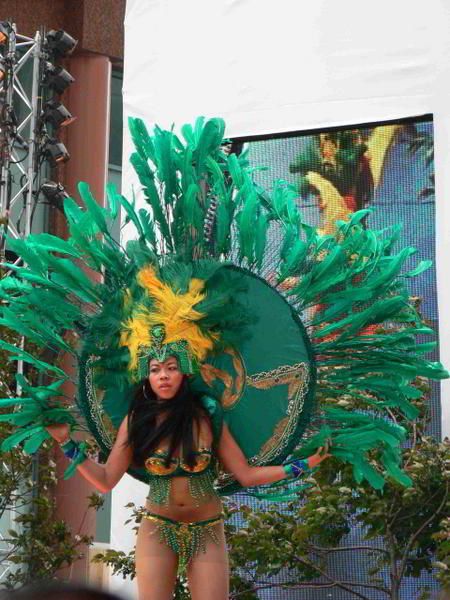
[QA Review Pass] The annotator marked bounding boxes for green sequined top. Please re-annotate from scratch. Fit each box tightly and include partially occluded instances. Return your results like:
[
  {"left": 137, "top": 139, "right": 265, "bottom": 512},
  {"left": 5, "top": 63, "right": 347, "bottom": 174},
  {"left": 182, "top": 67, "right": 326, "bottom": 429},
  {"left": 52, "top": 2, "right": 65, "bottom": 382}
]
[{"left": 145, "top": 396, "right": 224, "bottom": 506}]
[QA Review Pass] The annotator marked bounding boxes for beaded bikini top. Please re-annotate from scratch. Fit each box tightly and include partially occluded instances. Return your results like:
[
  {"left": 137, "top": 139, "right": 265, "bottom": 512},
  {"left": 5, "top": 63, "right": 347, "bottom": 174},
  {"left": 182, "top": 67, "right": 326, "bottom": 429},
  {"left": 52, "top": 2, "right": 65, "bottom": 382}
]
[
  {"left": 145, "top": 395, "right": 224, "bottom": 506},
  {"left": 145, "top": 448, "right": 214, "bottom": 478}
]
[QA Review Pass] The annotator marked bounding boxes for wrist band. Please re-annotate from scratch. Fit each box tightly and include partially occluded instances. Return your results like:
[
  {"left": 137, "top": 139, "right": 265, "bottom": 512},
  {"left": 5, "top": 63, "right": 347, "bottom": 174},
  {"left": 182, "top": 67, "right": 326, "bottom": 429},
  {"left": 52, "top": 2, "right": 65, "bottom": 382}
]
[
  {"left": 283, "top": 459, "right": 308, "bottom": 479},
  {"left": 63, "top": 441, "right": 88, "bottom": 480},
  {"left": 59, "top": 438, "right": 78, "bottom": 459}
]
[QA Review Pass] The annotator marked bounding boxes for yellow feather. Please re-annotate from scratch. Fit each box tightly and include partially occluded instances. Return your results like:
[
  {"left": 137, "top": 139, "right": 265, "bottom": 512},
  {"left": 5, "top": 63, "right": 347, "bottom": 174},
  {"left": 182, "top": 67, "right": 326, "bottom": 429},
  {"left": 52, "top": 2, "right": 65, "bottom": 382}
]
[
  {"left": 137, "top": 266, "right": 164, "bottom": 292},
  {"left": 121, "top": 267, "right": 219, "bottom": 371}
]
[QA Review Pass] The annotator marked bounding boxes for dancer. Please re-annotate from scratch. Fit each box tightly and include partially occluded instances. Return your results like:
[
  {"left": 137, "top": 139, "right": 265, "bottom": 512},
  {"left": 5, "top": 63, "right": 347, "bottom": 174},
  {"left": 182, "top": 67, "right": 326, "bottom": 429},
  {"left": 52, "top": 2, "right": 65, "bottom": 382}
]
[
  {"left": 47, "top": 349, "right": 329, "bottom": 599},
  {"left": 0, "top": 117, "right": 446, "bottom": 598}
]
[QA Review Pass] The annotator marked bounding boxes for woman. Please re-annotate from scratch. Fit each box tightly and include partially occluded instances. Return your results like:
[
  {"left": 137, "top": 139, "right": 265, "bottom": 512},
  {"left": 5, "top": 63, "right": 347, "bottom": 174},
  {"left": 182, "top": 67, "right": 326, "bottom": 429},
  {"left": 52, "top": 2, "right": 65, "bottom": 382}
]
[
  {"left": 0, "top": 116, "right": 442, "bottom": 599},
  {"left": 47, "top": 354, "right": 329, "bottom": 600}
]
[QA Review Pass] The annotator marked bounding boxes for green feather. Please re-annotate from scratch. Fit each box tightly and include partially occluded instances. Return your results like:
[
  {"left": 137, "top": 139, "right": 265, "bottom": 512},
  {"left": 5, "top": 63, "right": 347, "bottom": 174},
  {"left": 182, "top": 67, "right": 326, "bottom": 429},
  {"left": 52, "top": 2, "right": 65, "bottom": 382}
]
[
  {"left": 106, "top": 182, "right": 119, "bottom": 219},
  {"left": 1, "top": 425, "right": 45, "bottom": 451},
  {"left": 404, "top": 260, "right": 432, "bottom": 277},
  {"left": 254, "top": 213, "right": 269, "bottom": 270},
  {"left": 77, "top": 182, "right": 109, "bottom": 235},
  {"left": 129, "top": 153, "right": 172, "bottom": 245},
  {"left": 6, "top": 238, "right": 47, "bottom": 273},
  {"left": 27, "top": 233, "right": 81, "bottom": 258},
  {"left": 23, "top": 429, "right": 51, "bottom": 453},
  {"left": 0, "top": 340, "right": 66, "bottom": 376}
]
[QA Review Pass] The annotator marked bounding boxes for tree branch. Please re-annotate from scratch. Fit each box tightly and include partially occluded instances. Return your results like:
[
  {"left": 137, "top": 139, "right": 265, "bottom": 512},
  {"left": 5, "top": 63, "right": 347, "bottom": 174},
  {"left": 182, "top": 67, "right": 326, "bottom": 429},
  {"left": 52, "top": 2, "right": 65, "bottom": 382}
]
[
  {"left": 309, "top": 543, "right": 390, "bottom": 558},
  {"left": 388, "top": 485, "right": 443, "bottom": 529},
  {"left": 231, "top": 577, "right": 390, "bottom": 599},
  {"left": 397, "top": 481, "right": 448, "bottom": 582},
  {"left": 292, "top": 554, "right": 389, "bottom": 599}
]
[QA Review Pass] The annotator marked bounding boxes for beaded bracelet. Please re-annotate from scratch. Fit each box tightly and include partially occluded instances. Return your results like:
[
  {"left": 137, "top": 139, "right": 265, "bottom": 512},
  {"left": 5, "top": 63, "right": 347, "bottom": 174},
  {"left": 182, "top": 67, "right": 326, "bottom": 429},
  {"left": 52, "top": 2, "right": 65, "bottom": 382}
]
[
  {"left": 283, "top": 459, "right": 308, "bottom": 479},
  {"left": 63, "top": 441, "right": 88, "bottom": 479},
  {"left": 59, "top": 438, "right": 79, "bottom": 459}
]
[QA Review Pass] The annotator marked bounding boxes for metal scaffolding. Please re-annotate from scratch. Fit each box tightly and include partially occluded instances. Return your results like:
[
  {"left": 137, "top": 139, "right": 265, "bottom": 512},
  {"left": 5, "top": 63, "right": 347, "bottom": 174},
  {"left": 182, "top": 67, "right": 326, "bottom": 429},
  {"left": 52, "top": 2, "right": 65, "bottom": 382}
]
[
  {"left": 0, "top": 21, "right": 75, "bottom": 584},
  {"left": 0, "top": 24, "right": 44, "bottom": 266}
]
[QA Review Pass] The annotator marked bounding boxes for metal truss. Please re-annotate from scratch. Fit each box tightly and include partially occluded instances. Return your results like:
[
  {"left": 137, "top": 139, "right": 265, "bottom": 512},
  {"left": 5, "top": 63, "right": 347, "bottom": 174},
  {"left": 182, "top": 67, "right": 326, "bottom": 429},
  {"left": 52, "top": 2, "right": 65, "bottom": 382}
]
[
  {"left": 0, "top": 23, "right": 44, "bottom": 584},
  {"left": 0, "top": 24, "right": 43, "bottom": 267}
]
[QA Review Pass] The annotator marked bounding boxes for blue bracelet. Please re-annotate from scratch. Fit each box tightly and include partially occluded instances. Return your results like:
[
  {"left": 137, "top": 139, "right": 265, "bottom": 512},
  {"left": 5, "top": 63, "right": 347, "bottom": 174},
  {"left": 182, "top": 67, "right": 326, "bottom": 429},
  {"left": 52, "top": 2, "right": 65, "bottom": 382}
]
[
  {"left": 283, "top": 459, "right": 308, "bottom": 479},
  {"left": 59, "top": 439, "right": 79, "bottom": 460}
]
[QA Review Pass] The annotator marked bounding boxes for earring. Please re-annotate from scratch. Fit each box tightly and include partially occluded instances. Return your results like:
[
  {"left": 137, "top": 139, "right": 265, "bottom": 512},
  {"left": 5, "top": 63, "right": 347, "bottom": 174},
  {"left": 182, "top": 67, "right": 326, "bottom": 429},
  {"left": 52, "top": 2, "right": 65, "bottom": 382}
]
[{"left": 142, "top": 381, "right": 151, "bottom": 401}]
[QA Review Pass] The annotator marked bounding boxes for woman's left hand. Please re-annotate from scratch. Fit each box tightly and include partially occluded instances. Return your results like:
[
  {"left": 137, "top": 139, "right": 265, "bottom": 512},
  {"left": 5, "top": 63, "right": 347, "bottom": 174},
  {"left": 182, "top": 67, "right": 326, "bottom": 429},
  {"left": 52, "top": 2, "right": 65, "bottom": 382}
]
[{"left": 307, "top": 444, "right": 331, "bottom": 469}]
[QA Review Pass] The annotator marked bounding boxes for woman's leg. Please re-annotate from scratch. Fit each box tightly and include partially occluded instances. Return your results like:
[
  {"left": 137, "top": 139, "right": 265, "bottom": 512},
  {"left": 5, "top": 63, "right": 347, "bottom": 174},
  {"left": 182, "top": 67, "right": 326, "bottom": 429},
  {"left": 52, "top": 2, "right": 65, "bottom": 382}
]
[
  {"left": 135, "top": 517, "right": 178, "bottom": 600},
  {"left": 186, "top": 521, "right": 229, "bottom": 600}
]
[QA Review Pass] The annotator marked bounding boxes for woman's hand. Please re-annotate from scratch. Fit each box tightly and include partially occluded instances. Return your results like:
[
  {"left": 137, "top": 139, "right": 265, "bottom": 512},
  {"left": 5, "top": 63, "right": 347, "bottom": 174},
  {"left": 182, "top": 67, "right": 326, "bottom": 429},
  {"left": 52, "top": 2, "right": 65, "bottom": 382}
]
[
  {"left": 307, "top": 444, "right": 331, "bottom": 469},
  {"left": 46, "top": 423, "right": 70, "bottom": 444}
]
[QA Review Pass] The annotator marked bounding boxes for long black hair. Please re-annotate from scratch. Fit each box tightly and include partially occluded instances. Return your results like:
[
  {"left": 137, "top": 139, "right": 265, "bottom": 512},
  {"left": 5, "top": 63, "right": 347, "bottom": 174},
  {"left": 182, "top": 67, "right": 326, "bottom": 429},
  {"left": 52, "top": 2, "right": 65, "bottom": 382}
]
[{"left": 127, "top": 377, "right": 211, "bottom": 468}]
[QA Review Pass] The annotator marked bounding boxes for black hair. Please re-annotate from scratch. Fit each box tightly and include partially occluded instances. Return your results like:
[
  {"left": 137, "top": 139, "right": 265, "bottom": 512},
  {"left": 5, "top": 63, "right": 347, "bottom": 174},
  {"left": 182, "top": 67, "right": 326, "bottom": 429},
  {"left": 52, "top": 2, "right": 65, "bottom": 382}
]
[{"left": 127, "top": 376, "right": 210, "bottom": 468}]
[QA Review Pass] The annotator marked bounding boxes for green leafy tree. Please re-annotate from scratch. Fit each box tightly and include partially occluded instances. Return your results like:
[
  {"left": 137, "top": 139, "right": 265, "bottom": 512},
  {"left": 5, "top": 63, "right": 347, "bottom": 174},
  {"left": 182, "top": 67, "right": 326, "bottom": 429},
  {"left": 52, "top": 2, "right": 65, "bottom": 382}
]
[
  {"left": 227, "top": 433, "right": 448, "bottom": 600},
  {"left": 0, "top": 313, "right": 100, "bottom": 588},
  {"left": 92, "top": 391, "right": 449, "bottom": 600}
]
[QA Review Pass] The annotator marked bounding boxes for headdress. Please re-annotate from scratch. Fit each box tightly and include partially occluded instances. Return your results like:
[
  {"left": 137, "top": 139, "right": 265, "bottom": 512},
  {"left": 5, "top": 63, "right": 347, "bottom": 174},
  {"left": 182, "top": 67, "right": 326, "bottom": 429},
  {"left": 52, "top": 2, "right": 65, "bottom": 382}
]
[
  {"left": 121, "top": 267, "right": 213, "bottom": 377},
  {"left": 136, "top": 324, "right": 196, "bottom": 377},
  {"left": 0, "top": 117, "right": 447, "bottom": 492}
]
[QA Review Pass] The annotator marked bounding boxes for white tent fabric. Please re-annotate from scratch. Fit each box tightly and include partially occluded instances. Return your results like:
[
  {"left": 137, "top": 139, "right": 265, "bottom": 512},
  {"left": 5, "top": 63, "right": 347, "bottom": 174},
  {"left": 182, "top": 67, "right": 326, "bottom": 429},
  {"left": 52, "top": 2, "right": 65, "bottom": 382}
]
[{"left": 111, "top": 2, "right": 450, "bottom": 595}]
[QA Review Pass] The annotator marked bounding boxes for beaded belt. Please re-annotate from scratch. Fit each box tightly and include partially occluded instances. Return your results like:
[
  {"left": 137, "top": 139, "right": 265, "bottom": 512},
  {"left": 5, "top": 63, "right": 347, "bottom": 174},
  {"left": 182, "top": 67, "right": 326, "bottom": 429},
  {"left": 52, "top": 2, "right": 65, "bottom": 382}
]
[{"left": 143, "top": 510, "right": 224, "bottom": 573}]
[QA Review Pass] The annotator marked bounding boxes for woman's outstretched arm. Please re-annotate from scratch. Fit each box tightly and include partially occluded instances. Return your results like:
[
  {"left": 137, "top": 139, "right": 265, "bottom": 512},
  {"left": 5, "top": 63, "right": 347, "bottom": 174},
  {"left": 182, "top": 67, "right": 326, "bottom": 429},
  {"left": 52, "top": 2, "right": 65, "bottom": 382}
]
[
  {"left": 217, "top": 423, "right": 328, "bottom": 487},
  {"left": 46, "top": 418, "right": 132, "bottom": 493}
]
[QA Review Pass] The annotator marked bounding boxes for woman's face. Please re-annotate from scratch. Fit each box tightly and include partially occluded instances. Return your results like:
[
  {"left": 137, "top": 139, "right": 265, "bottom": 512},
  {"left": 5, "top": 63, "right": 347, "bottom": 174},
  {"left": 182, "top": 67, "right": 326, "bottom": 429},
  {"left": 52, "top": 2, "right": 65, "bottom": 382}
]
[{"left": 148, "top": 356, "right": 184, "bottom": 400}]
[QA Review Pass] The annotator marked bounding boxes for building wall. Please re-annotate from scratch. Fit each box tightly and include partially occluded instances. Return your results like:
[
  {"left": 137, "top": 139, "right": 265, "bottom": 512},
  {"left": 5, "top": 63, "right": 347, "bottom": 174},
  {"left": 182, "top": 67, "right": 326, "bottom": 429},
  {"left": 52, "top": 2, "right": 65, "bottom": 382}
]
[
  {"left": 0, "top": 0, "right": 125, "bottom": 60},
  {"left": 0, "top": 1, "right": 125, "bottom": 583}
]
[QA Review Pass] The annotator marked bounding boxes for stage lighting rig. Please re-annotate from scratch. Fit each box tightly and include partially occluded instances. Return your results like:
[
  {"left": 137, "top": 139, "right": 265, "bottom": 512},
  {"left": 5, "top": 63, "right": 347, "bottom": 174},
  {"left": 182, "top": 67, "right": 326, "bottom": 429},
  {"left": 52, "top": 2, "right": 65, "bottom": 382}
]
[
  {"left": 46, "top": 30, "right": 77, "bottom": 57},
  {"left": 43, "top": 62, "right": 75, "bottom": 94},
  {"left": 42, "top": 99, "right": 76, "bottom": 128},
  {"left": 40, "top": 180, "right": 68, "bottom": 211},
  {"left": 43, "top": 138, "right": 70, "bottom": 166}
]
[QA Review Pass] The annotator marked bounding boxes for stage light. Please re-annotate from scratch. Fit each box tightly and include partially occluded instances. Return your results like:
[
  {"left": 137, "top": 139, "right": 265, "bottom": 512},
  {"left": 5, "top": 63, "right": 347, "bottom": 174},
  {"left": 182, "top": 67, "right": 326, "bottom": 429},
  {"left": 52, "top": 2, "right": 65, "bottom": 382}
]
[
  {"left": 46, "top": 30, "right": 77, "bottom": 57},
  {"left": 40, "top": 180, "right": 69, "bottom": 210},
  {"left": 42, "top": 99, "right": 76, "bottom": 128},
  {"left": 44, "top": 63, "right": 75, "bottom": 94},
  {"left": 0, "top": 22, "right": 10, "bottom": 45},
  {"left": 43, "top": 139, "right": 70, "bottom": 166}
]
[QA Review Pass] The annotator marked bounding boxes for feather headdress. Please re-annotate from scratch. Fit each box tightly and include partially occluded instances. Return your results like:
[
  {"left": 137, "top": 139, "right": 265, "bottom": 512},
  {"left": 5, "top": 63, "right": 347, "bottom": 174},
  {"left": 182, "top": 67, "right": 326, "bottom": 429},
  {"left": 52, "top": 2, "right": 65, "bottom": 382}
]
[
  {"left": 120, "top": 266, "right": 219, "bottom": 376},
  {"left": 0, "top": 116, "right": 446, "bottom": 494}
]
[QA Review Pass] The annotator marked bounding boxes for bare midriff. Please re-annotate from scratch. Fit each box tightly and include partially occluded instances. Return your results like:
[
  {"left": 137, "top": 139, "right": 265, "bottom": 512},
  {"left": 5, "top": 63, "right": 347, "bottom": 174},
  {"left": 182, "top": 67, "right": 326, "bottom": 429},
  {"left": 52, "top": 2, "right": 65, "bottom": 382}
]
[{"left": 145, "top": 475, "right": 222, "bottom": 522}]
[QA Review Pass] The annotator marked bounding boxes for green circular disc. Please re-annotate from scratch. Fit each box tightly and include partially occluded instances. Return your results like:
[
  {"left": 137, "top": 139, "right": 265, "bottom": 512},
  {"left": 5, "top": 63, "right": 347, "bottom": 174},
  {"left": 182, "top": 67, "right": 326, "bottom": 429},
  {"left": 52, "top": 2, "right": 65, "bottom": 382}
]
[
  {"left": 77, "top": 266, "right": 316, "bottom": 490},
  {"left": 203, "top": 267, "right": 316, "bottom": 494}
]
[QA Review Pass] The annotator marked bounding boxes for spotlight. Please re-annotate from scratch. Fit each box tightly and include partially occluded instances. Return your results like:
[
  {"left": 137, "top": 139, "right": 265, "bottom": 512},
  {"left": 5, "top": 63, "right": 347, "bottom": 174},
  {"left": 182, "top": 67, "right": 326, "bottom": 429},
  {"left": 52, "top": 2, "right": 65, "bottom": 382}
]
[
  {"left": 0, "top": 22, "right": 11, "bottom": 45},
  {"left": 40, "top": 180, "right": 69, "bottom": 210},
  {"left": 44, "top": 63, "right": 75, "bottom": 94},
  {"left": 46, "top": 30, "right": 77, "bottom": 57},
  {"left": 42, "top": 100, "right": 76, "bottom": 128},
  {"left": 43, "top": 139, "right": 70, "bottom": 166}
]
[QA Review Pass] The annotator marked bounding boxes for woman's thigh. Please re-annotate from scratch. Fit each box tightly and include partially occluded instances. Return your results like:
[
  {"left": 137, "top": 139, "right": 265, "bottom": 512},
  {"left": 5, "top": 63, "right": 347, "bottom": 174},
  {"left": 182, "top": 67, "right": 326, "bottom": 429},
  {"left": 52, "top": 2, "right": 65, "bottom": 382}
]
[
  {"left": 135, "top": 517, "right": 178, "bottom": 600},
  {"left": 186, "top": 522, "right": 229, "bottom": 600}
]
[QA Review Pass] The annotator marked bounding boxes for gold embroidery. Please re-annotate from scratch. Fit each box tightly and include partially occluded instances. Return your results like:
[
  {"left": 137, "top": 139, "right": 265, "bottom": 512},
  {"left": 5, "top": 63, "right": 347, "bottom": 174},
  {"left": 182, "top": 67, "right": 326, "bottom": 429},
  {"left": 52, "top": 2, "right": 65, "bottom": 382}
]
[
  {"left": 85, "top": 356, "right": 116, "bottom": 449},
  {"left": 218, "top": 361, "right": 311, "bottom": 488},
  {"left": 259, "top": 416, "right": 290, "bottom": 456},
  {"left": 200, "top": 348, "right": 246, "bottom": 408},
  {"left": 246, "top": 362, "right": 309, "bottom": 400}
]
